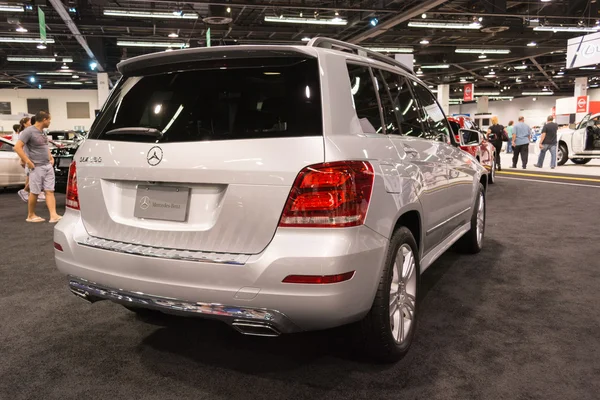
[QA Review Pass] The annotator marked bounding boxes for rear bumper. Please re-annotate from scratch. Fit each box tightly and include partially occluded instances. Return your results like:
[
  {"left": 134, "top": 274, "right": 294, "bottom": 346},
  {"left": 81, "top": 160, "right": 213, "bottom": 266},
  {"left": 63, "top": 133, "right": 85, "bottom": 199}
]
[{"left": 54, "top": 210, "right": 389, "bottom": 332}]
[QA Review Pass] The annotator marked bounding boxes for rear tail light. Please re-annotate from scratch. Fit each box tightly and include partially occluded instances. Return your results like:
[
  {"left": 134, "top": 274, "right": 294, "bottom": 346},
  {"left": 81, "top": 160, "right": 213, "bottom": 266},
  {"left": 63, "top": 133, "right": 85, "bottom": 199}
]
[
  {"left": 66, "top": 161, "right": 79, "bottom": 210},
  {"left": 54, "top": 242, "right": 63, "bottom": 251},
  {"left": 279, "top": 161, "right": 374, "bottom": 228},
  {"left": 282, "top": 271, "right": 355, "bottom": 284}
]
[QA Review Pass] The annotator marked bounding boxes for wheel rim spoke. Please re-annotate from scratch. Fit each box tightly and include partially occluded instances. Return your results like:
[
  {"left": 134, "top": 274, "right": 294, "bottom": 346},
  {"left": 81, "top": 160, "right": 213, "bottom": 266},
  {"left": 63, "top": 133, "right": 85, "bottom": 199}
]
[{"left": 389, "top": 243, "right": 417, "bottom": 344}]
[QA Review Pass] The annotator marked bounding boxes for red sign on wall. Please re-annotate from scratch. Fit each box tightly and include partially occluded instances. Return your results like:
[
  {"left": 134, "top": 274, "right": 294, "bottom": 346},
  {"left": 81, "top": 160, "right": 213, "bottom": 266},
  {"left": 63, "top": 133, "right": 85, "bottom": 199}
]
[
  {"left": 464, "top": 83, "right": 474, "bottom": 102},
  {"left": 577, "top": 96, "right": 588, "bottom": 113}
]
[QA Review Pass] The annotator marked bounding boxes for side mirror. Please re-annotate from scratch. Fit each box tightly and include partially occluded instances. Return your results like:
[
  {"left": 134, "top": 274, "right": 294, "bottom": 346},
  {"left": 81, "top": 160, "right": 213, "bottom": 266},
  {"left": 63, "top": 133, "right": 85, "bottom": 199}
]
[{"left": 459, "top": 129, "right": 482, "bottom": 147}]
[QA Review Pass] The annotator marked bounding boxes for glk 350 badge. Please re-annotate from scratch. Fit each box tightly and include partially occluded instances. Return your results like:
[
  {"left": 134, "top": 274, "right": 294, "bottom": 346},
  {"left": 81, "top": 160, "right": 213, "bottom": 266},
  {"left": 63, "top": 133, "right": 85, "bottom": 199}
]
[{"left": 79, "top": 156, "right": 103, "bottom": 163}]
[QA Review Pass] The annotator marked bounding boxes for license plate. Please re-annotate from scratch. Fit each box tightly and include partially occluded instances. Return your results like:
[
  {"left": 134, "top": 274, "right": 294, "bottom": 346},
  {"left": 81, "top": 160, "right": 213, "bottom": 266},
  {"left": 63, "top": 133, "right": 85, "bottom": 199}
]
[
  {"left": 58, "top": 157, "right": 73, "bottom": 168},
  {"left": 134, "top": 185, "right": 190, "bottom": 222}
]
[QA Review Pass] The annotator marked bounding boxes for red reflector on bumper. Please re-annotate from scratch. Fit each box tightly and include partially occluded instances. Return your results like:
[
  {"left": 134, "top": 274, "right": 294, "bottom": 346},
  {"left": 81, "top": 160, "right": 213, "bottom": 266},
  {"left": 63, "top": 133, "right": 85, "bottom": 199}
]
[
  {"left": 282, "top": 271, "right": 355, "bottom": 284},
  {"left": 54, "top": 242, "right": 63, "bottom": 251}
]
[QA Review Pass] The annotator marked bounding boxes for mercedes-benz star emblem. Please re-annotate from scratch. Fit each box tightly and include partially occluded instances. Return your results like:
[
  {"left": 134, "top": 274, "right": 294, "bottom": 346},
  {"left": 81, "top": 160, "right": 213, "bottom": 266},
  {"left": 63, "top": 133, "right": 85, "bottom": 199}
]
[
  {"left": 147, "top": 146, "right": 163, "bottom": 166},
  {"left": 140, "top": 196, "right": 151, "bottom": 210}
]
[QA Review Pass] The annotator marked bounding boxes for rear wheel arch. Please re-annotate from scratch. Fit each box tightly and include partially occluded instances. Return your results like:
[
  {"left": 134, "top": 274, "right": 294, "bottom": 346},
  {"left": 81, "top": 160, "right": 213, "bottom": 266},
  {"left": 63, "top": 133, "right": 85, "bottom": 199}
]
[{"left": 392, "top": 210, "right": 422, "bottom": 254}]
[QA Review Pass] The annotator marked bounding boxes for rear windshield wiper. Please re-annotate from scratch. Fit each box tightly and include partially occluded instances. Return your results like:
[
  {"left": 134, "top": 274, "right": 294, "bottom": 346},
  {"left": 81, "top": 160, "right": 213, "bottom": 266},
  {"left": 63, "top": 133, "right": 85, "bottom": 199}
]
[{"left": 105, "top": 127, "right": 163, "bottom": 138}]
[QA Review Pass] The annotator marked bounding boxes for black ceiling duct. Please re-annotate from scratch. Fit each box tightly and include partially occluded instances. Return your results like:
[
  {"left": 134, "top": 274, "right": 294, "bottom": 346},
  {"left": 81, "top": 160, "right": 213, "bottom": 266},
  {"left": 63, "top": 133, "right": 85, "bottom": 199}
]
[{"left": 202, "top": 5, "right": 233, "bottom": 25}]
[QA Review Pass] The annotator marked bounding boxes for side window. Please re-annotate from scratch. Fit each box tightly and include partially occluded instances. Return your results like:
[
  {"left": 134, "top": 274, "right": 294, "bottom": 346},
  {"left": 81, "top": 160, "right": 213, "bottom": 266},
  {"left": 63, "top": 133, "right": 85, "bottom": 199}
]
[
  {"left": 347, "top": 64, "right": 384, "bottom": 134},
  {"left": 373, "top": 69, "right": 399, "bottom": 135},
  {"left": 378, "top": 70, "right": 424, "bottom": 138},
  {"left": 0, "top": 142, "right": 14, "bottom": 152},
  {"left": 411, "top": 82, "right": 452, "bottom": 142}
]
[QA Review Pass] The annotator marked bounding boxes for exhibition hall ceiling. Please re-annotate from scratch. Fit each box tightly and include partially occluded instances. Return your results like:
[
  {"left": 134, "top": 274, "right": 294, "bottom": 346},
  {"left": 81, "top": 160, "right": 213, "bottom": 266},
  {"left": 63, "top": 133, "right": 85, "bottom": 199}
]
[{"left": 0, "top": 0, "right": 598, "bottom": 98}]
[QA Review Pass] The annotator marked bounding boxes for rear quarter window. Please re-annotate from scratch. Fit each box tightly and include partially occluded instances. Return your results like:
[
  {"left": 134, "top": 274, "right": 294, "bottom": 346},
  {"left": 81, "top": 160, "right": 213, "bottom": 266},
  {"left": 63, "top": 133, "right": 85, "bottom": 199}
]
[{"left": 89, "top": 57, "right": 322, "bottom": 143}]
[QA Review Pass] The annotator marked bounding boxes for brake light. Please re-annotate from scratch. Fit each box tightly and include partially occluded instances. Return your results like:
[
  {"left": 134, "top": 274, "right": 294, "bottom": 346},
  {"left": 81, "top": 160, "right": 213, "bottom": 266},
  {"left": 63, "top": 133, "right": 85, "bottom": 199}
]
[
  {"left": 66, "top": 161, "right": 79, "bottom": 210},
  {"left": 279, "top": 161, "right": 374, "bottom": 228},
  {"left": 282, "top": 271, "right": 355, "bottom": 284}
]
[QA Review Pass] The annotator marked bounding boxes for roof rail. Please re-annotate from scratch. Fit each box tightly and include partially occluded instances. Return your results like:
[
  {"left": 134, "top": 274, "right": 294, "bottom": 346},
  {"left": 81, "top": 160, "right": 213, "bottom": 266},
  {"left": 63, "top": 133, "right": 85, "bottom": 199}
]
[{"left": 306, "top": 37, "right": 414, "bottom": 75}]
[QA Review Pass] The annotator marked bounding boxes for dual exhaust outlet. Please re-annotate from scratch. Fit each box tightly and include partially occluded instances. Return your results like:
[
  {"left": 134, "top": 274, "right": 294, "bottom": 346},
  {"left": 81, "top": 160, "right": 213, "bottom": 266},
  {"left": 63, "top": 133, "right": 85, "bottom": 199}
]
[{"left": 70, "top": 286, "right": 282, "bottom": 337}]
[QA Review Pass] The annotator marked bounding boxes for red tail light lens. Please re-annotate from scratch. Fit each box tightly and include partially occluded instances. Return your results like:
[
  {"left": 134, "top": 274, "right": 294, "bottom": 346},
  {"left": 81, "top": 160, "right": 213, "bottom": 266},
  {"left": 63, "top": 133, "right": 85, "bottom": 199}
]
[
  {"left": 279, "top": 161, "right": 374, "bottom": 228},
  {"left": 282, "top": 271, "right": 355, "bottom": 284},
  {"left": 66, "top": 161, "right": 79, "bottom": 210}
]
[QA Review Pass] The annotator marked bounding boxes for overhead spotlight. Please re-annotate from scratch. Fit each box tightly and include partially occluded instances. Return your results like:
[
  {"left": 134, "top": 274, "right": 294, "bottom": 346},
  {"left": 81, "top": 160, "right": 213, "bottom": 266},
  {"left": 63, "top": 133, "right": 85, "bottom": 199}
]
[
  {"left": 527, "top": 41, "right": 537, "bottom": 47},
  {"left": 68, "top": 7, "right": 76, "bottom": 13},
  {"left": 301, "top": 37, "right": 311, "bottom": 42},
  {"left": 478, "top": 17, "right": 483, "bottom": 22},
  {"left": 16, "top": 26, "right": 27, "bottom": 33},
  {"left": 25, "top": 4, "right": 33, "bottom": 11},
  {"left": 168, "top": 32, "right": 179, "bottom": 38},
  {"left": 479, "top": 54, "right": 486, "bottom": 58},
  {"left": 370, "top": 17, "right": 379, "bottom": 26},
  {"left": 29, "top": 76, "right": 35, "bottom": 83},
  {"left": 37, "top": 43, "right": 46, "bottom": 49},
  {"left": 61, "top": 63, "right": 69, "bottom": 70},
  {"left": 533, "top": 97, "right": 537, "bottom": 101},
  {"left": 38, "top": 84, "right": 41, "bottom": 89},
  {"left": 172, "top": 10, "right": 183, "bottom": 17},
  {"left": 226, "top": 7, "right": 231, "bottom": 13},
  {"left": 420, "top": 39, "right": 429, "bottom": 44},
  {"left": 335, "top": 11, "right": 339, "bottom": 16},
  {"left": 421, "top": 13, "right": 427, "bottom": 19},
  {"left": 72, "top": 74, "right": 79, "bottom": 79},
  {"left": 90, "top": 61, "right": 98, "bottom": 70},
  {"left": 416, "top": 68, "right": 423, "bottom": 75}
]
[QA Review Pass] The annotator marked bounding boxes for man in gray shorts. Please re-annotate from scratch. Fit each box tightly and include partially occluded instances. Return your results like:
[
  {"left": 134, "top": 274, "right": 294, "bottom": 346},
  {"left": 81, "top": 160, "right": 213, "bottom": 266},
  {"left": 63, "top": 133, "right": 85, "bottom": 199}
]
[{"left": 14, "top": 110, "right": 62, "bottom": 223}]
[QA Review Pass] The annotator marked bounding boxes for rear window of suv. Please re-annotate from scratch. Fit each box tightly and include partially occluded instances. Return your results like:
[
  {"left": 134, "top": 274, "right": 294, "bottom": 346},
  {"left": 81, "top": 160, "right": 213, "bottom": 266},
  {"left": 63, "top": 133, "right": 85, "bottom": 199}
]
[{"left": 89, "top": 57, "right": 322, "bottom": 143}]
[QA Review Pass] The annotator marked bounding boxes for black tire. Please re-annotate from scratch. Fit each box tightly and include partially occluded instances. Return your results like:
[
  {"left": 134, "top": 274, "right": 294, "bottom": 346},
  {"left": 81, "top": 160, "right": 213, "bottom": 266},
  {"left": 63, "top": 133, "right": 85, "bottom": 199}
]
[
  {"left": 455, "top": 183, "right": 485, "bottom": 254},
  {"left": 488, "top": 159, "right": 496, "bottom": 185},
  {"left": 571, "top": 158, "right": 591, "bottom": 165},
  {"left": 557, "top": 143, "right": 569, "bottom": 166},
  {"left": 358, "top": 227, "right": 420, "bottom": 363}
]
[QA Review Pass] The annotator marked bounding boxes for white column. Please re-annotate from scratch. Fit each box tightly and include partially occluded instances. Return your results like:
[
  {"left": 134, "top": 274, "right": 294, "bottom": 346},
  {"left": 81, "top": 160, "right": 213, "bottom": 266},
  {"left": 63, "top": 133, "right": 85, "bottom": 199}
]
[
  {"left": 97, "top": 72, "right": 110, "bottom": 108},
  {"left": 437, "top": 84, "right": 450, "bottom": 114},
  {"left": 574, "top": 77, "right": 587, "bottom": 97},
  {"left": 477, "top": 96, "right": 489, "bottom": 114}
]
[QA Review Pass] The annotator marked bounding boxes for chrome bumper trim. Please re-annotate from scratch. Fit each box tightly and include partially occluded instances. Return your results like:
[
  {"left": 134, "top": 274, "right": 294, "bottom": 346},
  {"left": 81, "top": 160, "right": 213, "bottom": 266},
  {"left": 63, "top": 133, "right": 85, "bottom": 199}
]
[
  {"left": 67, "top": 277, "right": 300, "bottom": 335},
  {"left": 77, "top": 236, "right": 251, "bottom": 265}
]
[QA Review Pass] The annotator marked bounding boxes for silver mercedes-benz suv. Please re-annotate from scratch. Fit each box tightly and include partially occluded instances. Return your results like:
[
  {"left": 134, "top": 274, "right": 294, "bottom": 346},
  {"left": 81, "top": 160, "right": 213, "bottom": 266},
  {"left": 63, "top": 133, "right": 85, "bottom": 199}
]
[{"left": 55, "top": 38, "right": 488, "bottom": 362}]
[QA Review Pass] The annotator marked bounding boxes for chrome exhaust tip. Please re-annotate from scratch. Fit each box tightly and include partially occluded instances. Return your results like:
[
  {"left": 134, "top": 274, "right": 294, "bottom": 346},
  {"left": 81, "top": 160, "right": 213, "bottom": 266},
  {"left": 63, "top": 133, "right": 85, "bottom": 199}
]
[
  {"left": 68, "top": 282, "right": 104, "bottom": 303},
  {"left": 231, "top": 321, "right": 281, "bottom": 337}
]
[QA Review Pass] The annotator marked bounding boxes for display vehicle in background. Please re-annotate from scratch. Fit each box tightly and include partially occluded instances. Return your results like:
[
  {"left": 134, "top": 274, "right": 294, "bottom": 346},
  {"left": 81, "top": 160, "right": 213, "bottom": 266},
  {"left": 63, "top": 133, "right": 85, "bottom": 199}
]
[
  {"left": 54, "top": 38, "right": 488, "bottom": 362},
  {"left": 0, "top": 137, "right": 26, "bottom": 188},
  {"left": 48, "top": 130, "right": 86, "bottom": 192},
  {"left": 448, "top": 116, "right": 496, "bottom": 184},
  {"left": 557, "top": 113, "right": 600, "bottom": 165}
]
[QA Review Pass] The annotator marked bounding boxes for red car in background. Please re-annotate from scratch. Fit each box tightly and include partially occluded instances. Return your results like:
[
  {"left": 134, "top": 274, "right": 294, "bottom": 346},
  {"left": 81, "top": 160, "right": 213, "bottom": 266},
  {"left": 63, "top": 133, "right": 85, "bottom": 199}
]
[{"left": 448, "top": 116, "right": 496, "bottom": 184}]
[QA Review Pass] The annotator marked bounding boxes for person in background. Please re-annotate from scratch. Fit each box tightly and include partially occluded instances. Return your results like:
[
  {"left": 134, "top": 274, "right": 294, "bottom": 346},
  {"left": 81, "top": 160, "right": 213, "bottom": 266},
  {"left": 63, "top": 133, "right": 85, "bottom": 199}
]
[
  {"left": 511, "top": 116, "right": 532, "bottom": 169},
  {"left": 12, "top": 124, "right": 20, "bottom": 143},
  {"left": 534, "top": 115, "right": 559, "bottom": 169},
  {"left": 16, "top": 116, "right": 44, "bottom": 203},
  {"left": 487, "top": 116, "right": 507, "bottom": 171},
  {"left": 506, "top": 120, "right": 514, "bottom": 154},
  {"left": 14, "top": 111, "right": 60, "bottom": 223}
]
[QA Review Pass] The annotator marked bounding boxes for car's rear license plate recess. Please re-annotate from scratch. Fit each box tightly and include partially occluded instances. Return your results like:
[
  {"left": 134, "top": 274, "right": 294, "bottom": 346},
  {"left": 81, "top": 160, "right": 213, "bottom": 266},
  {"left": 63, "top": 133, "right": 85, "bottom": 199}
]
[{"left": 134, "top": 185, "right": 190, "bottom": 222}]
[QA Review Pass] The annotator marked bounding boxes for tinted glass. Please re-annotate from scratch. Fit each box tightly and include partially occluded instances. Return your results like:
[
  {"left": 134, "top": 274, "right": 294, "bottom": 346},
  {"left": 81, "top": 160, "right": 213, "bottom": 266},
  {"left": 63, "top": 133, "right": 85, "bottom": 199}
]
[
  {"left": 448, "top": 120, "right": 461, "bottom": 136},
  {"left": 378, "top": 70, "right": 424, "bottom": 137},
  {"left": 347, "top": 64, "right": 384, "bottom": 134},
  {"left": 411, "top": 82, "right": 452, "bottom": 142},
  {"left": 373, "top": 70, "right": 399, "bottom": 135},
  {"left": 89, "top": 57, "right": 322, "bottom": 143},
  {"left": 0, "top": 140, "right": 14, "bottom": 152}
]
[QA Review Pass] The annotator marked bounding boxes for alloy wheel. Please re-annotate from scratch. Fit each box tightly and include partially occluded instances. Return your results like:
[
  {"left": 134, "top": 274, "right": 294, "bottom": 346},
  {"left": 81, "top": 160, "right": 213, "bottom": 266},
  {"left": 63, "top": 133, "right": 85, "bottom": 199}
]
[{"left": 389, "top": 244, "right": 417, "bottom": 344}]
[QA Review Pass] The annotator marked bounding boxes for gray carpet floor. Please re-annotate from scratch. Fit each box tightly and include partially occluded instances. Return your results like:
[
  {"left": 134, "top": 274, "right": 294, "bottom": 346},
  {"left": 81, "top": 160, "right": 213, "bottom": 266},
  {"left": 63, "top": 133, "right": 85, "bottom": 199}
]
[{"left": 0, "top": 177, "right": 599, "bottom": 400}]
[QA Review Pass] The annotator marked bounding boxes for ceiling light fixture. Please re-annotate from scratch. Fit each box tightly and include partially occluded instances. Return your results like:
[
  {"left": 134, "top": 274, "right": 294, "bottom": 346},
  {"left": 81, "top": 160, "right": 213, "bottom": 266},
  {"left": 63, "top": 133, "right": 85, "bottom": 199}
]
[
  {"left": 227, "top": 7, "right": 231, "bottom": 13},
  {"left": 527, "top": 41, "right": 537, "bottom": 47},
  {"left": 36, "top": 72, "right": 73, "bottom": 75},
  {"left": 301, "top": 37, "right": 311, "bottom": 42},
  {"left": 408, "top": 21, "right": 481, "bottom": 30},
  {"left": 416, "top": 68, "right": 424, "bottom": 75},
  {"left": 474, "top": 91, "right": 500, "bottom": 95},
  {"left": 0, "top": 5, "right": 24, "bottom": 12},
  {"left": 479, "top": 55, "right": 487, "bottom": 59},
  {"left": 370, "top": 17, "right": 379, "bottom": 26},
  {"left": 579, "top": 66, "right": 597, "bottom": 70},
  {"left": 420, "top": 64, "right": 450, "bottom": 69},
  {"left": 366, "top": 47, "right": 413, "bottom": 53},
  {"left": 455, "top": 48, "right": 511, "bottom": 54},
  {"left": 16, "top": 27, "right": 27, "bottom": 33},
  {"left": 534, "top": 25, "right": 599, "bottom": 33},
  {"left": 53, "top": 81, "right": 83, "bottom": 85},
  {"left": 522, "top": 91, "right": 554, "bottom": 95},
  {"left": 61, "top": 63, "right": 69, "bottom": 69},
  {"left": 264, "top": 15, "right": 347, "bottom": 25},
  {"left": 37, "top": 43, "right": 47, "bottom": 49},
  {"left": 0, "top": 37, "right": 55, "bottom": 44},
  {"left": 103, "top": 9, "right": 199, "bottom": 19},
  {"left": 419, "top": 39, "right": 429, "bottom": 45},
  {"left": 72, "top": 74, "right": 79, "bottom": 79},
  {"left": 514, "top": 65, "right": 528, "bottom": 69},
  {"left": 421, "top": 13, "right": 427, "bottom": 19},
  {"left": 117, "top": 40, "right": 190, "bottom": 48},
  {"left": 29, "top": 76, "right": 35, "bottom": 83},
  {"left": 7, "top": 56, "right": 73, "bottom": 62},
  {"left": 168, "top": 32, "right": 179, "bottom": 38}
]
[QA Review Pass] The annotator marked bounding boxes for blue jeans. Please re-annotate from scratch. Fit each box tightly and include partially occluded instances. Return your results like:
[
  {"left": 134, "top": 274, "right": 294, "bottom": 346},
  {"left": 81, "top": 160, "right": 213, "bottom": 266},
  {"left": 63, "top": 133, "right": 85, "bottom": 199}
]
[
  {"left": 506, "top": 139, "right": 513, "bottom": 153},
  {"left": 537, "top": 144, "right": 557, "bottom": 168}
]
